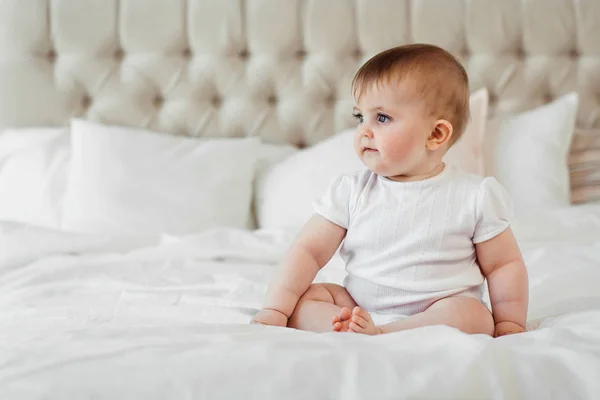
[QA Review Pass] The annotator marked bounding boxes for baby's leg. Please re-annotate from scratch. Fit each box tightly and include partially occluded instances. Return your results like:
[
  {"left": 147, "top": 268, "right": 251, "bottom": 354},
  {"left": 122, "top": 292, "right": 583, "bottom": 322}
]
[
  {"left": 378, "top": 297, "right": 494, "bottom": 336},
  {"left": 287, "top": 283, "right": 357, "bottom": 333}
]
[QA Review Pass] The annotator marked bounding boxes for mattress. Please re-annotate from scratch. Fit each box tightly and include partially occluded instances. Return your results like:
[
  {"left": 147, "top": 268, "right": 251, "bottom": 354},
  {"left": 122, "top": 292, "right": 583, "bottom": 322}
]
[{"left": 1, "top": 204, "right": 600, "bottom": 399}]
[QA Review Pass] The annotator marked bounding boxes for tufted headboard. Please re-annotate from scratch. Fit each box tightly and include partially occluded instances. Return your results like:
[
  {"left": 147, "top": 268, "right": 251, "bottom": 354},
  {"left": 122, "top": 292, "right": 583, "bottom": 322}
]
[{"left": 0, "top": 0, "right": 599, "bottom": 148}]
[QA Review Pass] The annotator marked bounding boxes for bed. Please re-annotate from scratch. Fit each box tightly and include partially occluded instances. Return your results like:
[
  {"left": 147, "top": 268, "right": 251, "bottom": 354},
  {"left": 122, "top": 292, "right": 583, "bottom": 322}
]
[{"left": 1, "top": 1, "right": 600, "bottom": 399}]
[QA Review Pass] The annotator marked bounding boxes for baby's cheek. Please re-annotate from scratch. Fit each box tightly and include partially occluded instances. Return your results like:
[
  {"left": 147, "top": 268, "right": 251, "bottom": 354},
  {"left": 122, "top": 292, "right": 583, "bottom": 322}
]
[{"left": 387, "top": 137, "right": 416, "bottom": 160}]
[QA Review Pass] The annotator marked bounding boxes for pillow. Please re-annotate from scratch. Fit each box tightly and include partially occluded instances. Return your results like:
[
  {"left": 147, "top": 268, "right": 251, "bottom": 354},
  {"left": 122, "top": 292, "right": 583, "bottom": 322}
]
[
  {"left": 249, "top": 143, "right": 299, "bottom": 228},
  {"left": 256, "top": 130, "right": 360, "bottom": 231},
  {"left": 0, "top": 127, "right": 70, "bottom": 229},
  {"left": 443, "top": 88, "right": 489, "bottom": 175},
  {"left": 568, "top": 129, "right": 600, "bottom": 205},
  {"left": 255, "top": 143, "right": 299, "bottom": 182},
  {"left": 484, "top": 93, "right": 579, "bottom": 214},
  {"left": 61, "top": 119, "right": 260, "bottom": 236},
  {"left": 256, "top": 88, "right": 489, "bottom": 230}
]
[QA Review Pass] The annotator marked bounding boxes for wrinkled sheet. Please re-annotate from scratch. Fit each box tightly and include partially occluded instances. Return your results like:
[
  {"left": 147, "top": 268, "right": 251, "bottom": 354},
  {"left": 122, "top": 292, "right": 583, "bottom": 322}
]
[{"left": 1, "top": 204, "right": 600, "bottom": 399}]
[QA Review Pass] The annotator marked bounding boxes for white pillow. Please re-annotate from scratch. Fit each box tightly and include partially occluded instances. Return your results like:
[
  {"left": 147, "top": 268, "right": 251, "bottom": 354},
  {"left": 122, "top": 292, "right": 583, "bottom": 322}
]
[
  {"left": 249, "top": 143, "right": 299, "bottom": 228},
  {"left": 0, "top": 127, "right": 70, "bottom": 229},
  {"left": 61, "top": 119, "right": 260, "bottom": 236},
  {"left": 484, "top": 93, "right": 579, "bottom": 214},
  {"left": 255, "top": 143, "right": 299, "bottom": 182},
  {"left": 256, "top": 131, "right": 359, "bottom": 231},
  {"left": 256, "top": 89, "right": 489, "bottom": 230},
  {"left": 443, "top": 88, "right": 489, "bottom": 175}
]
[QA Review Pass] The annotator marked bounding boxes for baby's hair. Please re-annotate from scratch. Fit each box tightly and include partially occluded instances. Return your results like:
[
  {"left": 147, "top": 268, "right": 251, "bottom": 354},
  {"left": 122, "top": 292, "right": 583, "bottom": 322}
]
[{"left": 352, "top": 43, "right": 470, "bottom": 145}]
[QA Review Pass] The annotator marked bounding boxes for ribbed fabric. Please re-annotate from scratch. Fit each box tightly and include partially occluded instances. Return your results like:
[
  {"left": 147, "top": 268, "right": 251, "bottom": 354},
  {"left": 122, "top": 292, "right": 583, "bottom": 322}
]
[
  {"left": 313, "top": 165, "right": 513, "bottom": 317},
  {"left": 569, "top": 129, "right": 600, "bottom": 204}
]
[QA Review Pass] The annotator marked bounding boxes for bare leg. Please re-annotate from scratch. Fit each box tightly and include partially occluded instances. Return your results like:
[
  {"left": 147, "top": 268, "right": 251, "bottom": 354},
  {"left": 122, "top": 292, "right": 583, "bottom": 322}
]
[
  {"left": 349, "top": 297, "right": 494, "bottom": 336},
  {"left": 287, "top": 283, "right": 357, "bottom": 333}
]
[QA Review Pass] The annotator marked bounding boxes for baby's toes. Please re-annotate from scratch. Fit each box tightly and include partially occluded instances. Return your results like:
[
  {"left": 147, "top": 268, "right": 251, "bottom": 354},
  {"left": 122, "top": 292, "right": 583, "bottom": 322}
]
[
  {"left": 351, "top": 314, "right": 368, "bottom": 329},
  {"left": 332, "top": 321, "right": 343, "bottom": 332},
  {"left": 353, "top": 307, "right": 373, "bottom": 322},
  {"left": 339, "top": 307, "right": 352, "bottom": 321},
  {"left": 349, "top": 321, "right": 366, "bottom": 333}
]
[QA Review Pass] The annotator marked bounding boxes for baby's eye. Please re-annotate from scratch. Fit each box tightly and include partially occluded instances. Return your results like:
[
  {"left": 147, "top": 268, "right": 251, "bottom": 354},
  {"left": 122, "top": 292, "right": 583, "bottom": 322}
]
[
  {"left": 377, "top": 113, "right": 390, "bottom": 123},
  {"left": 352, "top": 113, "right": 364, "bottom": 124}
]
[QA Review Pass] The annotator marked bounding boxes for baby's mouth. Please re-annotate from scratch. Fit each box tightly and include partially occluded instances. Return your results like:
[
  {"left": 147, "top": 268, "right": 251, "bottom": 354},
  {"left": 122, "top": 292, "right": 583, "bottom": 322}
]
[{"left": 363, "top": 146, "right": 378, "bottom": 153}]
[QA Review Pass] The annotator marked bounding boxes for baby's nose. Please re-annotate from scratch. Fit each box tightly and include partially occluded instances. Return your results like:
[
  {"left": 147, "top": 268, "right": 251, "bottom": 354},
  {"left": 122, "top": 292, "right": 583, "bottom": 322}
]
[{"left": 361, "top": 127, "right": 374, "bottom": 139}]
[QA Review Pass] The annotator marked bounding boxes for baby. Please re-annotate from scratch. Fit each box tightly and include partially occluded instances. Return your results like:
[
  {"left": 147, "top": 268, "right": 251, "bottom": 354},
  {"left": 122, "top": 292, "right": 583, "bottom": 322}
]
[{"left": 251, "top": 44, "right": 528, "bottom": 337}]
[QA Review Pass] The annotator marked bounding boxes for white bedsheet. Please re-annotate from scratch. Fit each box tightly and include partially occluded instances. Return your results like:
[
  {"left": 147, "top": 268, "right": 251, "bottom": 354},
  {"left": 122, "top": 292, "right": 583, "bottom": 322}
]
[{"left": 1, "top": 204, "right": 600, "bottom": 399}]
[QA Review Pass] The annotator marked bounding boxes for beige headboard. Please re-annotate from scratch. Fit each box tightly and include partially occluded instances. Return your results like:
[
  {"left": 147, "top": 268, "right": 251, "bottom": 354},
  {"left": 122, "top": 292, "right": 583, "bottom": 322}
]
[{"left": 0, "top": 0, "right": 598, "bottom": 148}]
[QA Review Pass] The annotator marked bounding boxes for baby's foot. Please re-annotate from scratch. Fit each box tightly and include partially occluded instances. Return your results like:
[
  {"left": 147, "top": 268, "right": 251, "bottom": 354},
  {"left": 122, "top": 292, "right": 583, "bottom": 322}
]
[
  {"left": 349, "top": 307, "right": 381, "bottom": 335},
  {"left": 332, "top": 307, "right": 352, "bottom": 332}
]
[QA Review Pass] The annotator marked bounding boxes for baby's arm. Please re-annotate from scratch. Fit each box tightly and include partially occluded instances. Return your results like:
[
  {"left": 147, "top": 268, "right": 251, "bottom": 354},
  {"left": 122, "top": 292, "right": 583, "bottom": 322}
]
[
  {"left": 251, "top": 214, "right": 346, "bottom": 326},
  {"left": 476, "top": 227, "right": 529, "bottom": 337}
]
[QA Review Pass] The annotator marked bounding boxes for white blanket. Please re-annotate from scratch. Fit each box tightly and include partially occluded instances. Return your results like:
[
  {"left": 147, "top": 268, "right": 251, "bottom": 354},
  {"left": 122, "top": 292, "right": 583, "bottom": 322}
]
[{"left": 1, "top": 204, "right": 600, "bottom": 399}]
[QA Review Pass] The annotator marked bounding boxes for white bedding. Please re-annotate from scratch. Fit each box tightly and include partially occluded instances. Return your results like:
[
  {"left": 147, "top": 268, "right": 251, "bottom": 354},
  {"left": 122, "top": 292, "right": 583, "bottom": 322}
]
[{"left": 1, "top": 204, "right": 600, "bottom": 399}]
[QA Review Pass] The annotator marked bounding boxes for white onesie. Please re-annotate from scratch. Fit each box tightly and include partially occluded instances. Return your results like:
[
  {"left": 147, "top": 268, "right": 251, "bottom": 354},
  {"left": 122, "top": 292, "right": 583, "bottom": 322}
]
[{"left": 313, "top": 164, "right": 513, "bottom": 325}]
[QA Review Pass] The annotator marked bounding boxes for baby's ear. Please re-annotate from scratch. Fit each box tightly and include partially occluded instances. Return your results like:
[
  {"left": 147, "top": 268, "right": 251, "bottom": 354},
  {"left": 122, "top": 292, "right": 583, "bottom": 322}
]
[{"left": 426, "top": 119, "right": 453, "bottom": 150}]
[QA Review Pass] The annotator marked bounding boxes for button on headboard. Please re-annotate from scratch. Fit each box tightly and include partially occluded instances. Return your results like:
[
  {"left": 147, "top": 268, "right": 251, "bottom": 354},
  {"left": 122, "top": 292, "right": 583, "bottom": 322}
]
[{"left": 0, "top": 0, "right": 598, "bottom": 147}]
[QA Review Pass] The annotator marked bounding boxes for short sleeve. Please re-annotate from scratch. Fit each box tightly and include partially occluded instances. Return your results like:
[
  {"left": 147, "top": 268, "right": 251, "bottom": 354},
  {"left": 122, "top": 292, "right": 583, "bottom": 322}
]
[
  {"left": 313, "top": 175, "right": 354, "bottom": 229},
  {"left": 473, "top": 177, "right": 514, "bottom": 244}
]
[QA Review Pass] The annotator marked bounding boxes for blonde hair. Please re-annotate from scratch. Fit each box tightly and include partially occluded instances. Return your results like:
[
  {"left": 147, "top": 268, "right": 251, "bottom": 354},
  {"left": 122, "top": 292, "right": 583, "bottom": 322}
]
[{"left": 352, "top": 44, "right": 470, "bottom": 145}]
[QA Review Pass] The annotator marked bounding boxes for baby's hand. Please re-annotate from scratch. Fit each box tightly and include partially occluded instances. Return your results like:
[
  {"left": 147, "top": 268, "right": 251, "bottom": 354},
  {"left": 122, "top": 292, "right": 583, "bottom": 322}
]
[
  {"left": 250, "top": 308, "right": 288, "bottom": 327},
  {"left": 494, "top": 321, "right": 526, "bottom": 337}
]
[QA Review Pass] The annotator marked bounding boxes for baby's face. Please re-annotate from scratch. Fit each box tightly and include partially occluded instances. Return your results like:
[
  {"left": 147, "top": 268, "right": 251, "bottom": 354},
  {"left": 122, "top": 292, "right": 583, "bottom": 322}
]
[{"left": 352, "top": 82, "right": 436, "bottom": 179}]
